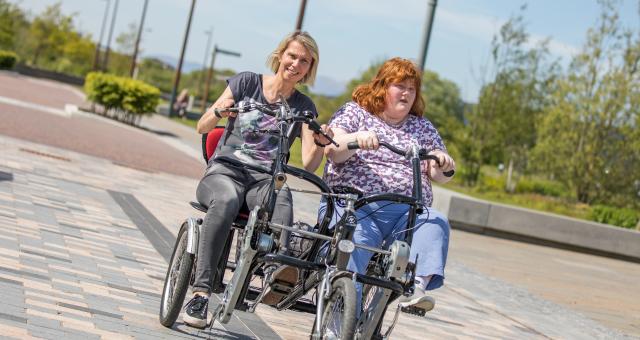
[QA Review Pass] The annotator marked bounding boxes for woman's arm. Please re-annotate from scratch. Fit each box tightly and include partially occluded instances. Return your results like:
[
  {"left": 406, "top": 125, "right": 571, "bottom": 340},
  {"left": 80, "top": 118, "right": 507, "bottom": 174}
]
[
  {"left": 300, "top": 124, "right": 333, "bottom": 172},
  {"left": 196, "top": 86, "right": 235, "bottom": 134}
]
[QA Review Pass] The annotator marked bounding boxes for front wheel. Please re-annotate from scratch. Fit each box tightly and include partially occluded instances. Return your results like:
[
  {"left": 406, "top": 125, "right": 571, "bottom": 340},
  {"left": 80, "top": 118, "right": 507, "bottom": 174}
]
[
  {"left": 314, "top": 277, "right": 357, "bottom": 340},
  {"left": 159, "top": 221, "right": 194, "bottom": 327}
]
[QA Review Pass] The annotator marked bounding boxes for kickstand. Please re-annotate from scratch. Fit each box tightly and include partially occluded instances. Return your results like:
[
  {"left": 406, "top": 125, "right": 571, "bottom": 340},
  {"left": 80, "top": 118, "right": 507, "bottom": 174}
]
[
  {"left": 207, "top": 304, "right": 221, "bottom": 330},
  {"left": 247, "top": 266, "right": 275, "bottom": 313},
  {"left": 383, "top": 304, "right": 403, "bottom": 339}
]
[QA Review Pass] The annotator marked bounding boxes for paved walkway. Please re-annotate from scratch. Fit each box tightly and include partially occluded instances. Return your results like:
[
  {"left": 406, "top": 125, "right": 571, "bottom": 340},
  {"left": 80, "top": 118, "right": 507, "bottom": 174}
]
[
  {"left": 0, "top": 72, "right": 636, "bottom": 339},
  {"left": 2, "top": 135, "right": 627, "bottom": 339}
]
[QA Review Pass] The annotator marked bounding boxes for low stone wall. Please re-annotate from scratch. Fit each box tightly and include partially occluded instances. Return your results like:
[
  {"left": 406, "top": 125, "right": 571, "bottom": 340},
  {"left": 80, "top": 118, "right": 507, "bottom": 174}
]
[
  {"left": 14, "top": 64, "right": 85, "bottom": 86},
  {"left": 432, "top": 186, "right": 640, "bottom": 262}
]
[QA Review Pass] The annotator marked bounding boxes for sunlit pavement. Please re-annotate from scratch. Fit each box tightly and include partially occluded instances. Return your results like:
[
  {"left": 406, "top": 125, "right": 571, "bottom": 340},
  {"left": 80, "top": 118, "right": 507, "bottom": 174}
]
[{"left": 0, "top": 72, "right": 635, "bottom": 339}]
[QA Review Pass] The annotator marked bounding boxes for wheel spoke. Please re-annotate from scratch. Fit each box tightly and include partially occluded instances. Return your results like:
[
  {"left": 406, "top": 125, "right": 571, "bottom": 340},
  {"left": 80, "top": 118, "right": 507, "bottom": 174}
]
[{"left": 324, "top": 295, "right": 344, "bottom": 339}]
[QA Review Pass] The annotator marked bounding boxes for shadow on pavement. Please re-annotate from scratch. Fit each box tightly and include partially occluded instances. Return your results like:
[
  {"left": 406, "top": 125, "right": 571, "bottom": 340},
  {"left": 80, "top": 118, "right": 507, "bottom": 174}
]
[
  {"left": 171, "top": 322, "right": 257, "bottom": 339},
  {"left": 138, "top": 125, "right": 179, "bottom": 138}
]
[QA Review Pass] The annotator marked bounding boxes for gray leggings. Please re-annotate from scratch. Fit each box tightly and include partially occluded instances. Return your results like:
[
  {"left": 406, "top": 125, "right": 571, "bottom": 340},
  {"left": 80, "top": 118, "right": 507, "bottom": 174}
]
[{"left": 192, "top": 161, "right": 293, "bottom": 294}]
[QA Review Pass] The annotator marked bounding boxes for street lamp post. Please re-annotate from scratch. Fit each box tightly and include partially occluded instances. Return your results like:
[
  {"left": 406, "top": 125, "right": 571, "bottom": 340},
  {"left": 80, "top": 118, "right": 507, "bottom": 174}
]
[
  {"left": 198, "top": 27, "right": 213, "bottom": 108},
  {"left": 417, "top": 0, "right": 437, "bottom": 72},
  {"left": 200, "top": 45, "right": 241, "bottom": 110},
  {"left": 295, "top": 0, "right": 308, "bottom": 31},
  {"left": 92, "top": 0, "right": 111, "bottom": 71},
  {"left": 102, "top": 0, "right": 120, "bottom": 71},
  {"left": 130, "top": 0, "right": 150, "bottom": 77},
  {"left": 169, "top": 0, "right": 197, "bottom": 117}
]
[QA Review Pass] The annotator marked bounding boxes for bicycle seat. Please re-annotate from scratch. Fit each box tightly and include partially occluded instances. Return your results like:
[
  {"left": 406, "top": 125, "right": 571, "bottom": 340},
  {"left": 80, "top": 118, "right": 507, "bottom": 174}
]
[{"left": 202, "top": 126, "right": 225, "bottom": 163}]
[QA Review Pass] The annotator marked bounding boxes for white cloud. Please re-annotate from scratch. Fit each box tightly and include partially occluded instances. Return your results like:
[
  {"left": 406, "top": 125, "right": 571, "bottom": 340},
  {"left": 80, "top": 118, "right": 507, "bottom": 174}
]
[
  {"left": 438, "top": 7, "right": 579, "bottom": 61},
  {"left": 437, "top": 8, "right": 502, "bottom": 42}
]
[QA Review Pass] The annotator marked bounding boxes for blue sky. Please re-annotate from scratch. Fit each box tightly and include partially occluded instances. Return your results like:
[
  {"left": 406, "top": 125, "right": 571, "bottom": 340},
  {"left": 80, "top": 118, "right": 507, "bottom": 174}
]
[{"left": 9, "top": 0, "right": 640, "bottom": 102}]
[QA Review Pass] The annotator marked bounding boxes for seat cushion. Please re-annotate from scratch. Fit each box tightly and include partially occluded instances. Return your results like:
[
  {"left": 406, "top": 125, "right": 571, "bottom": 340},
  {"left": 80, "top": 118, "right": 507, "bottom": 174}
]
[{"left": 202, "top": 126, "right": 225, "bottom": 162}]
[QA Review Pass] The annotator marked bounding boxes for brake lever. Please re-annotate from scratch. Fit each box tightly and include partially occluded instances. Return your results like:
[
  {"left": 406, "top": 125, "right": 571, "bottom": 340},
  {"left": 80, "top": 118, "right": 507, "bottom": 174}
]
[{"left": 305, "top": 117, "right": 339, "bottom": 147}]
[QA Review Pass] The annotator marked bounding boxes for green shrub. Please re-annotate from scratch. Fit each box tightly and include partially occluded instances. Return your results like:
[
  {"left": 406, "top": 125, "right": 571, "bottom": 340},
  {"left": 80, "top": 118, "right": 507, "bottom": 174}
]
[
  {"left": 515, "top": 178, "right": 568, "bottom": 197},
  {"left": 477, "top": 174, "right": 505, "bottom": 193},
  {"left": 121, "top": 78, "right": 160, "bottom": 114},
  {"left": 84, "top": 72, "right": 160, "bottom": 119},
  {"left": 0, "top": 50, "right": 18, "bottom": 70},
  {"left": 589, "top": 205, "right": 639, "bottom": 229},
  {"left": 85, "top": 72, "right": 123, "bottom": 110}
]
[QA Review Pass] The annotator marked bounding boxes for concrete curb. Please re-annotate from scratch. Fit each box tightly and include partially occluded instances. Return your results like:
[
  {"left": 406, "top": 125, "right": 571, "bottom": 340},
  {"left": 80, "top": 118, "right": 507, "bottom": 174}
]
[{"left": 433, "top": 186, "right": 640, "bottom": 262}]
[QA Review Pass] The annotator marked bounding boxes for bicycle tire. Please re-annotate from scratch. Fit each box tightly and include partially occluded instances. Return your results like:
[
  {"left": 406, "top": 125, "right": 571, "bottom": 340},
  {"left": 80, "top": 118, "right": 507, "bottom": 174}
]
[
  {"left": 159, "top": 222, "right": 194, "bottom": 327},
  {"left": 356, "top": 282, "right": 397, "bottom": 339},
  {"left": 314, "top": 277, "right": 357, "bottom": 340}
]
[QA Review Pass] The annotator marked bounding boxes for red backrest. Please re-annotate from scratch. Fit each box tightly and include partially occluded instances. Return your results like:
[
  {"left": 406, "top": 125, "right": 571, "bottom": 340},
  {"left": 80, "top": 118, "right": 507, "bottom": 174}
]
[{"left": 202, "top": 126, "right": 225, "bottom": 162}]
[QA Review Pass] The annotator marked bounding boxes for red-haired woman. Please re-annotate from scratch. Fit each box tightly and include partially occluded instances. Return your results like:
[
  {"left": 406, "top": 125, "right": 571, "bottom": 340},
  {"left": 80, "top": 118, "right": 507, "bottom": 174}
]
[{"left": 320, "top": 57, "right": 456, "bottom": 312}]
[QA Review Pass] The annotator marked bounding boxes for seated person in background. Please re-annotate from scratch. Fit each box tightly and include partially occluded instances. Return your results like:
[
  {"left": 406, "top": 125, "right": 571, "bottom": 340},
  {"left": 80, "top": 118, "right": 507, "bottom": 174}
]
[
  {"left": 183, "top": 31, "right": 331, "bottom": 328},
  {"left": 174, "top": 89, "right": 189, "bottom": 117},
  {"left": 319, "top": 57, "right": 456, "bottom": 312}
]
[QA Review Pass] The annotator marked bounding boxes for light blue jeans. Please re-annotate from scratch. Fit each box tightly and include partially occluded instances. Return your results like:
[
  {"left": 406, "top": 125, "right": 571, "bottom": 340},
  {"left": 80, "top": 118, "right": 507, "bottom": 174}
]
[{"left": 318, "top": 200, "right": 450, "bottom": 308}]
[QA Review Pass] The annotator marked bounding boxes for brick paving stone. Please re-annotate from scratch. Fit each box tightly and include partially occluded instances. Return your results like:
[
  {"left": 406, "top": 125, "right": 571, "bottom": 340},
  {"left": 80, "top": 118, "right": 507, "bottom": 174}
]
[{"left": 0, "top": 97, "right": 634, "bottom": 339}]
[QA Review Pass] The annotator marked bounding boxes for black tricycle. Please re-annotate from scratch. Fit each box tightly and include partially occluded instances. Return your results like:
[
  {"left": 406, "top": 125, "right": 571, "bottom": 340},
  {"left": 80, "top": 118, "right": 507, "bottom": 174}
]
[{"left": 158, "top": 99, "right": 362, "bottom": 339}]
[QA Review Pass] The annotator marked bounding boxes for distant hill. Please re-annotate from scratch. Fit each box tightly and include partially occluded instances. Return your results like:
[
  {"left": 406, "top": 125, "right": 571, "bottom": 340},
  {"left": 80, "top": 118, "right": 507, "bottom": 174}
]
[
  {"left": 147, "top": 54, "right": 346, "bottom": 97},
  {"left": 146, "top": 54, "right": 204, "bottom": 73},
  {"left": 310, "top": 75, "right": 346, "bottom": 97}
]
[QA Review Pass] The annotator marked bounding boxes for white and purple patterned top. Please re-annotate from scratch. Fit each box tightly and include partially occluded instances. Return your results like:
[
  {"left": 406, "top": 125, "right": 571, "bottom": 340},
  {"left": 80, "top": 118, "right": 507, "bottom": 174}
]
[{"left": 323, "top": 102, "right": 446, "bottom": 207}]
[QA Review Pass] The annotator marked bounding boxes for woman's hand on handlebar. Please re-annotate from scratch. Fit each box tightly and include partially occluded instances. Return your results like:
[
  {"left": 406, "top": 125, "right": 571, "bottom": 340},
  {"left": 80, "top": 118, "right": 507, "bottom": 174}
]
[
  {"left": 209, "top": 98, "right": 236, "bottom": 118},
  {"left": 312, "top": 124, "right": 334, "bottom": 147},
  {"left": 197, "top": 86, "right": 234, "bottom": 134},
  {"left": 355, "top": 130, "right": 379, "bottom": 150},
  {"left": 425, "top": 150, "right": 456, "bottom": 182}
]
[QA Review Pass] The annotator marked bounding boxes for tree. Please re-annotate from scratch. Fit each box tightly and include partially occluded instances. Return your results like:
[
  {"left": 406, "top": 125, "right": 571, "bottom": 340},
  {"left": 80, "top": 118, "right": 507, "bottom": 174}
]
[
  {"left": 57, "top": 31, "right": 95, "bottom": 76},
  {"left": 24, "top": 3, "right": 74, "bottom": 66},
  {"left": 422, "top": 69, "right": 466, "bottom": 154},
  {"left": 532, "top": 0, "right": 640, "bottom": 206},
  {"left": 136, "top": 57, "right": 175, "bottom": 93},
  {"left": 116, "top": 22, "right": 138, "bottom": 56},
  {"left": 460, "top": 6, "right": 557, "bottom": 187},
  {"left": 0, "top": 0, "right": 28, "bottom": 51}
]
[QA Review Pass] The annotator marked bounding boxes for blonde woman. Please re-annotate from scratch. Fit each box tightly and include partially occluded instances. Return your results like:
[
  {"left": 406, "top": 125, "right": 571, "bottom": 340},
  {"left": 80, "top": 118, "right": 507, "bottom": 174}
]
[{"left": 184, "top": 31, "right": 331, "bottom": 328}]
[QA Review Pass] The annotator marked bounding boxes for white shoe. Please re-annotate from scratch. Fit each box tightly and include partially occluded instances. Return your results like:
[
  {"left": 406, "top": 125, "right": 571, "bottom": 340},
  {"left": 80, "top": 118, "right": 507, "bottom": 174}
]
[{"left": 395, "top": 287, "right": 435, "bottom": 312}]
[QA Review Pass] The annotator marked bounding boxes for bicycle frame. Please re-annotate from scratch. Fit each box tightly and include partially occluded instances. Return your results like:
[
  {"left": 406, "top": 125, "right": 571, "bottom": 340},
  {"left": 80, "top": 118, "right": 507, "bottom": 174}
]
[
  {"left": 337, "top": 141, "right": 452, "bottom": 339},
  {"left": 208, "top": 100, "right": 362, "bottom": 338}
]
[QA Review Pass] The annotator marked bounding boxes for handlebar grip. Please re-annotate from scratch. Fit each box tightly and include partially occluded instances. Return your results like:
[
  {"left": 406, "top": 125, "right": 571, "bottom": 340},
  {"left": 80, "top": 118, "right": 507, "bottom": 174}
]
[
  {"left": 214, "top": 107, "right": 239, "bottom": 114},
  {"left": 443, "top": 170, "right": 455, "bottom": 177},
  {"left": 347, "top": 142, "right": 360, "bottom": 150}
]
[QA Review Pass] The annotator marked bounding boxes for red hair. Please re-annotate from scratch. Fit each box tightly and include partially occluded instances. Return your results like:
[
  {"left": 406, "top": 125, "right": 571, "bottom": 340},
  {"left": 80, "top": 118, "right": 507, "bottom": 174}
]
[{"left": 352, "top": 57, "right": 424, "bottom": 117}]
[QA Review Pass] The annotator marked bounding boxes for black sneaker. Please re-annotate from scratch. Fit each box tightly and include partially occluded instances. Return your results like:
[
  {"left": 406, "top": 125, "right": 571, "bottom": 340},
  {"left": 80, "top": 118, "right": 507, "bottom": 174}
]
[{"left": 183, "top": 295, "right": 209, "bottom": 328}]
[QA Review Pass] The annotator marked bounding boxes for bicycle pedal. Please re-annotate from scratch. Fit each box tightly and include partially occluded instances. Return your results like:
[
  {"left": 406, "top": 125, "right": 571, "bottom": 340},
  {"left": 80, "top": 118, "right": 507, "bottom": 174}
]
[
  {"left": 271, "top": 282, "right": 294, "bottom": 294},
  {"left": 400, "top": 305, "right": 426, "bottom": 317}
]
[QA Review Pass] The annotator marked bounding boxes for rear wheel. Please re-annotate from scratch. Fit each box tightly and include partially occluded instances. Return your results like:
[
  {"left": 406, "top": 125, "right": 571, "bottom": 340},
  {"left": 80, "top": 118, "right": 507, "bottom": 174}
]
[
  {"left": 159, "top": 222, "right": 194, "bottom": 327},
  {"left": 315, "top": 277, "right": 357, "bottom": 340}
]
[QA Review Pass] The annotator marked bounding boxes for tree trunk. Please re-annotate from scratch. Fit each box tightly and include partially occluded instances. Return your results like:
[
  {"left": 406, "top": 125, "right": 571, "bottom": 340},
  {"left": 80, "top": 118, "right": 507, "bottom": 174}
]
[{"left": 506, "top": 157, "right": 515, "bottom": 193}]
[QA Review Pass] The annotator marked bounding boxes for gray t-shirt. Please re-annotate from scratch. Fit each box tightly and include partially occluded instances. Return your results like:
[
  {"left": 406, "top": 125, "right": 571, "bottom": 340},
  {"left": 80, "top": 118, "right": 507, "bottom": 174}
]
[{"left": 212, "top": 71, "right": 317, "bottom": 170}]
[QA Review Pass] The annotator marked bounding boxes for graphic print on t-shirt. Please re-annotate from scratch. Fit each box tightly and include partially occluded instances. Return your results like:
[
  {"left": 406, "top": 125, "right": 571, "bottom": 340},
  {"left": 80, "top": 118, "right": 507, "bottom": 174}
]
[{"left": 233, "top": 98, "right": 279, "bottom": 165}]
